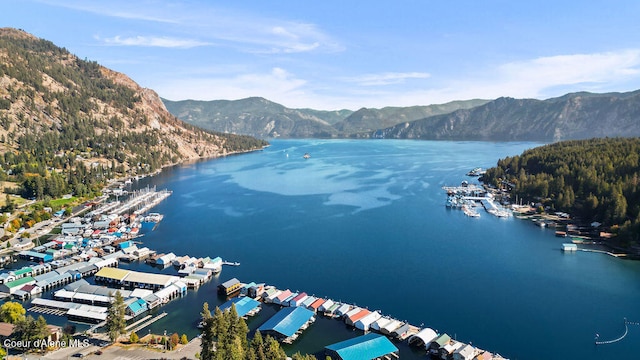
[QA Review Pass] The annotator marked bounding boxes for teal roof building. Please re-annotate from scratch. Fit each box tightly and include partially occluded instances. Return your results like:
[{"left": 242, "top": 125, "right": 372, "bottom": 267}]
[{"left": 325, "top": 333, "right": 399, "bottom": 360}]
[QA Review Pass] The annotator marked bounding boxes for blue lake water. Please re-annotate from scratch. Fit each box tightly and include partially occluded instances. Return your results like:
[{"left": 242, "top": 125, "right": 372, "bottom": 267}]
[{"left": 113, "top": 139, "right": 640, "bottom": 359}]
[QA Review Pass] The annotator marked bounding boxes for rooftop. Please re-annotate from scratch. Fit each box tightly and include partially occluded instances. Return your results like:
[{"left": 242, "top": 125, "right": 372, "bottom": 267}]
[
  {"left": 258, "top": 306, "right": 314, "bottom": 338},
  {"left": 325, "top": 333, "right": 399, "bottom": 360}
]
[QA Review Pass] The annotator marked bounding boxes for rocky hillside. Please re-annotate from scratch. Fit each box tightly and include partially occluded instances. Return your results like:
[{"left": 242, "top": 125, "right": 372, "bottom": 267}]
[
  {"left": 0, "top": 28, "right": 266, "bottom": 198},
  {"left": 376, "top": 91, "right": 640, "bottom": 141},
  {"left": 163, "top": 97, "right": 346, "bottom": 138},
  {"left": 334, "top": 100, "right": 489, "bottom": 137},
  {"left": 163, "top": 97, "right": 488, "bottom": 138}
]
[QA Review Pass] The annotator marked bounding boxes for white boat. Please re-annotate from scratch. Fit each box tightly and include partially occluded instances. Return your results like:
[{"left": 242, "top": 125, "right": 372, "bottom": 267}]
[{"left": 303, "top": 153, "right": 311, "bottom": 159}]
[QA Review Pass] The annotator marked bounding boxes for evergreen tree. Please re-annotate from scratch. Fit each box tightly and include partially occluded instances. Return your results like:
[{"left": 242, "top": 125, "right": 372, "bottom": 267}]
[
  {"left": 105, "top": 291, "right": 126, "bottom": 342},
  {"left": 199, "top": 302, "right": 215, "bottom": 360}
]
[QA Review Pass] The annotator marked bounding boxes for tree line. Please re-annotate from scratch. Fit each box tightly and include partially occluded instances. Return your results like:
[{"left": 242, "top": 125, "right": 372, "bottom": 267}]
[
  {"left": 481, "top": 137, "right": 640, "bottom": 249},
  {"left": 199, "top": 302, "right": 317, "bottom": 360},
  {"left": 0, "top": 32, "right": 268, "bottom": 202}
]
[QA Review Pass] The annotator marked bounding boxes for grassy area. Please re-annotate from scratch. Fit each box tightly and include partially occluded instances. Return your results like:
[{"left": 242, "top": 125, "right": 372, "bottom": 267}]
[{"left": 48, "top": 196, "right": 78, "bottom": 208}]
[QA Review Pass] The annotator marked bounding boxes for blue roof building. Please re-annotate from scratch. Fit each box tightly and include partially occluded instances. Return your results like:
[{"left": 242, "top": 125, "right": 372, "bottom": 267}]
[
  {"left": 258, "top": 306, "right": 315, "bottom": 341},
  {"left": 325, "top": 333, "right": 399, "bottom": 360},
  {"left": 126, "top": 298, "right": 148, "bottom": 317},
  {"left": 18, "top": 251, "right": 53, "bottom": 263},
  {"left": 219, "top": 297, "right": 261, "bottom": 318}
]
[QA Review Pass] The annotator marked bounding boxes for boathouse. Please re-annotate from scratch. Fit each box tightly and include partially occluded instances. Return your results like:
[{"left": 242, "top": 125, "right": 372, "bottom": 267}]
[
  {"left": 318, "top": 299, "right": 334, "bottom": 312},
  {"left": 66, "top": 304, "right": 108, "bottom": 323},
  {"left": 335, "top": 304, "right": 352, "bottom": 317},
  {"left": 262, "top": 288, "right": 278, "bottom": 301},
  {"left": 125, "top": 298, "right": 148, "bottom": 317},
  {"left": 380, "top": 319, "right": 402, "bottom": 334},
  {"left": 289, "top": 292, "right": 308, "bottom": 307},
  {"left": 218, "top": 278, "right": 242, "bottom": 296},
  {"left": 354, "top": 311, "right": 382, "bottom": 331},
  {"left": 325, "top": 333, "right": 399, "bottom": 360},
  {"left": 345, "top": 308, "right": 370, "bottom": 326},
  {"left": 428, "top": 333, "right": 452, "bottom": 354},
  {"left": 18, "top": 251, "right": 53, "bottom": 263},
  {"left": 0, "top": 277, "right": 36, "bottom": 294},
  {"left": 408, "top": 327, "right": 438, "bottom": 348},
  {"left": 258, "top": 306, "right": 315, "bottom": 342},
  {"left": 94, "top": 267, "right": 130, "bottom": 286},
  {"left": 219, "top": 297, "right": 261, "bottom": 318},
  {"left": 453, "top": 343, "right": 476, "bottom": 360},
  {"left": 308, "top": 298, "right": 326, "bottom": 312}
]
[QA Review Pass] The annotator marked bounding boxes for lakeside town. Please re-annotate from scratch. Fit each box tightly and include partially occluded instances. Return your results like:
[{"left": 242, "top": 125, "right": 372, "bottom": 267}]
[{"left": 0, "top": 178, "right": 510, "bottom": 360}]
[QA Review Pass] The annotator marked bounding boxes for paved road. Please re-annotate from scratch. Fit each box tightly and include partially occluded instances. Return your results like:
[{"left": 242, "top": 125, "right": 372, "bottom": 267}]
[{"left": 32, "top": 337, "right": 201, "bottom": 360}]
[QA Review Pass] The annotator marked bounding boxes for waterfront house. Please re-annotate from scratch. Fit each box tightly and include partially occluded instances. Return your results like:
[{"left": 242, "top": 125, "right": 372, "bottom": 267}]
[
  {"left": 218, "top": 278, "right": 242, "bottom": 296},
  {"left": 325, "top": 333, "right": 399, "bottom": 360},
  {"left": 258, "top": 306, "right": 315, "bottom": 343}
]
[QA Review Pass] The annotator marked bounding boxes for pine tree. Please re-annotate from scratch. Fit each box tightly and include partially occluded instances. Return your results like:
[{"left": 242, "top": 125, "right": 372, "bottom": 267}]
[
  {"left": 199, "top": 302, "right": 215, "bottom": 360},
  {"left": 106, "top": 291, "right": 126, "bottom": 342}
]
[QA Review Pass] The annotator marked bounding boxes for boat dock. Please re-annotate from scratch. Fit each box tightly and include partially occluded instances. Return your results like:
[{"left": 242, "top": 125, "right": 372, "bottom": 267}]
[{"left": 106, "top": 186, "right": 172, "bottom": 216}]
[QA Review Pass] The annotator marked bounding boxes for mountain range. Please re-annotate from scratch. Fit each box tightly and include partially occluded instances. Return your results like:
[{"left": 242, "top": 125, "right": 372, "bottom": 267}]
[
  {"left": 162, "top": 97, "right": 489, "bottom": 139},
  {"left": 164, "top": 91, "right": 640, "bottom": 142}
]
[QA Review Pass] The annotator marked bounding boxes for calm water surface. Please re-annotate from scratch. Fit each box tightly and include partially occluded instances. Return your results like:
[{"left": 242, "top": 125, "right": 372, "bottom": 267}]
[{"left": 119, "top": 139, "right": 640, "bottom": 359}]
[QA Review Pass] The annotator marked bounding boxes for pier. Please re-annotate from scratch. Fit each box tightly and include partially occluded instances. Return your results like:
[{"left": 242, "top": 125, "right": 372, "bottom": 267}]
[
  {"left": 129, "top": 312, "right": 168, "bottom": 333},
  {"left": 106, "top": 186, "right": 172, "bottom": 216}
]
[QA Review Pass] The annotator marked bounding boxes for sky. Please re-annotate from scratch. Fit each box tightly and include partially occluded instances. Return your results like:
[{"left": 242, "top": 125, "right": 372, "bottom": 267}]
[{"left": 3, "top": 0, "right": 640, "bottom": 110}]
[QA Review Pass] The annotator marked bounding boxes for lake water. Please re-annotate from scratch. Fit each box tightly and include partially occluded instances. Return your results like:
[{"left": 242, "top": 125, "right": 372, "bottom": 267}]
[{"left": 105, "top": 139, "right": 640, "bottom": 359}]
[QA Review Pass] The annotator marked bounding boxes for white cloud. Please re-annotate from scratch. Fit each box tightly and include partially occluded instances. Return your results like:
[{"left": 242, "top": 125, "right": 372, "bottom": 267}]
[
  {"left": 153, "top": 49, "right": 640, "bottom": 110},
  {"left": 158, "top": 67, "right": 307, "bottom": 103},
  {"left": 343, "top": 72, "right": 431, "bottom": 86},
  {"left": 495, "top": 50, "right": 640, "bottom": 97},
  {"left": 100, "top": 35, "right": 211, "bottom": 48}
]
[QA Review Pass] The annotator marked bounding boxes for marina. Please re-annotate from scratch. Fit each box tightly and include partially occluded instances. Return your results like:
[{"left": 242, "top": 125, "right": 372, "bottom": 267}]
[
  {"left": 443, "top": 182, "right": 512, "bottom": 218},
  {"left": 3, "top": 139, "right": 640, "bottom": 360}
]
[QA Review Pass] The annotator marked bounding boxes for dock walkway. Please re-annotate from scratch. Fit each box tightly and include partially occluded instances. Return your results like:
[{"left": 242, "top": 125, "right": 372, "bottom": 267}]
[{"left": 130, "top": 312, "right": 168, "bottom": 333}]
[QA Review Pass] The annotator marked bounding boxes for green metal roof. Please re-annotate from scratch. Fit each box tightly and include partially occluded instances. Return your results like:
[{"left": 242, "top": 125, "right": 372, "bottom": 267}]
[
  {"left": 13, "top": 267, "right": 33, "bottom": 276},
  {"left": 5, "top": 276, "right": 36, "bottom": 288},
  {"left": 325, "top": 333, "right": 398, "bottom": 360}
]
